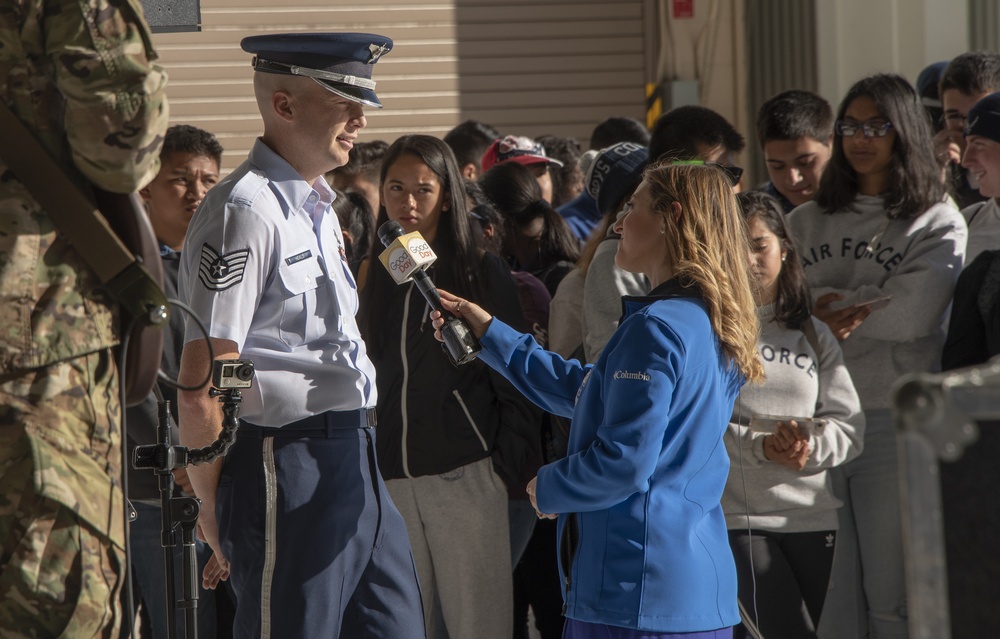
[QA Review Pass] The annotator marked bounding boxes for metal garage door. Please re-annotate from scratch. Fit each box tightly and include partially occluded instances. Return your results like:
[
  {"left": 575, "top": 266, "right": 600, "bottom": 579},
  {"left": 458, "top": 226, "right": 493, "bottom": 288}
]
[{"left": 151, "top": 0, "right": 648, "bottom": 171}]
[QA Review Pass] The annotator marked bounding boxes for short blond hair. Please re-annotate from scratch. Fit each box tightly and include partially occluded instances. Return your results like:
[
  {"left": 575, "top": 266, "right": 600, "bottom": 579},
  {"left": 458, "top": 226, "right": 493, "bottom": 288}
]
[{"left": 643, "top": 161, "right": 764, "bottom": 383}]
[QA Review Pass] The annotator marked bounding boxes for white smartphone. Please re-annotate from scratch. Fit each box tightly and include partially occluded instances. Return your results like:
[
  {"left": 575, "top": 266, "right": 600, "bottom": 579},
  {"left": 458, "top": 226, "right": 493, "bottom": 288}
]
[
  {"left": 749, "top": 414, "right": 827, "bottom": 435},
  {"left": 853, "top": 294, "right": 892, "bottom": 311}
]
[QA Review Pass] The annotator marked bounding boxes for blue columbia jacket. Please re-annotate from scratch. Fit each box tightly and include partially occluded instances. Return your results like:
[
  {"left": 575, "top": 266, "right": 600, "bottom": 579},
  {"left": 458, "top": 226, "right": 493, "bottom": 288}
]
[{"left": 478, "top": 278, "right": 743, "bottom": 632}]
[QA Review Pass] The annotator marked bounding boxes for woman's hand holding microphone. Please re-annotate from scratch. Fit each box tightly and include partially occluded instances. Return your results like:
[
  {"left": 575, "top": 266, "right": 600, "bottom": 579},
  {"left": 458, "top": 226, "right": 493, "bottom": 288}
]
[
  {"left": 430, "top": 289, "right": 557, "bottom": 520},
  {"left": 430, "top": 289, "right": 493, "bottom": 341}
]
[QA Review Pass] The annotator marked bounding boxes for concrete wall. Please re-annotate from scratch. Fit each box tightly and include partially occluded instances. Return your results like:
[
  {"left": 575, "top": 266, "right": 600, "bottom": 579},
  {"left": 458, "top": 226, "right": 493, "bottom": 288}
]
[{"left": 815, "top": 0, "right": 970, "bottom": 109}]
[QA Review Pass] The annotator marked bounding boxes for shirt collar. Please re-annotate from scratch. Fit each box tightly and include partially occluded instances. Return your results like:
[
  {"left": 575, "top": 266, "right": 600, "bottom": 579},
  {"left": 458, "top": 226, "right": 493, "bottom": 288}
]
[
  {"left": 762, "top": 182, "right": 796, "bottom": 214},
  {"left": 249, "top": 139, "right": 335, "bottom": 219}
]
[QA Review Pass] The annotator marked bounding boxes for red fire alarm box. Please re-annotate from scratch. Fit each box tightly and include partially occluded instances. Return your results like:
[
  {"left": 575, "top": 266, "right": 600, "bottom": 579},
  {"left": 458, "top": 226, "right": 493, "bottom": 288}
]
[{"left": 673, "top": 0, "right": 694, "bottom": 19}]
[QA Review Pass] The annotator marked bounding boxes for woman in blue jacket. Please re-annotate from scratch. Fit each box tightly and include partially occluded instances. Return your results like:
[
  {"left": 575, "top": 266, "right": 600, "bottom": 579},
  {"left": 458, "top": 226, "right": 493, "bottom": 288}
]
[{"left": 432, "top": 162, "right": 765, "bottom": 638}]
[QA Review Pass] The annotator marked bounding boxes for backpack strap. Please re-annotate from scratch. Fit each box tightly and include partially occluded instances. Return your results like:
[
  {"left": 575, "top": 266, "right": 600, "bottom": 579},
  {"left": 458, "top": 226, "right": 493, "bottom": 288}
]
[{"left": 0, "top": 99, "right": 167, "bottom": 321}]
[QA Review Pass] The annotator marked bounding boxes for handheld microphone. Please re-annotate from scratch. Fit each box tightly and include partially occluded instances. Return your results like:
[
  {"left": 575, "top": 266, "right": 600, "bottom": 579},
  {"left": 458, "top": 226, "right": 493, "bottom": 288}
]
[{"left": 377, "top": 220, "right": 480, "bottom": 365}]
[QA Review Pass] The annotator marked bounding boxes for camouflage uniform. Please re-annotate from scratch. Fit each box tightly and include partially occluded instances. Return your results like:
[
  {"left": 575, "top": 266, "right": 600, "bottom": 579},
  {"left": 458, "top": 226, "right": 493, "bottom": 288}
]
[{"left": 0, "top": 0, "right": 168, "bottom": 635}]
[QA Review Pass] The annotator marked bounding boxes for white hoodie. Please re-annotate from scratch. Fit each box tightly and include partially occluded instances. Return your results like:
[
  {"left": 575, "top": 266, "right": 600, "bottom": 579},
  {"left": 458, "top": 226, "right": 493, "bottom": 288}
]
[{"left": 724, "top": 308, "right": 865, "bottom": 532}]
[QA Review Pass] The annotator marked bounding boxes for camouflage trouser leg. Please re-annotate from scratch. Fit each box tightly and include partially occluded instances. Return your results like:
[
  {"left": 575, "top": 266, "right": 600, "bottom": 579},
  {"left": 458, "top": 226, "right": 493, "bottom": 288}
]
[{"left": 0, "top": 350, "right": 124, "bottom": 638}]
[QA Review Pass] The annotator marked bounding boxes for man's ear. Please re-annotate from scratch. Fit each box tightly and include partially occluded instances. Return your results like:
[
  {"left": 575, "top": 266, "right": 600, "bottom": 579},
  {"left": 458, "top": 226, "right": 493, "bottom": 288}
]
[
  {"left": 271, "top": 89, "right": 295, "bottom": 123},
  {"left": 460, "top": 163, "right": 478, "bottom": 181},
  {"left": 139, "top": 185, "right": 152, "bottom": 202}
]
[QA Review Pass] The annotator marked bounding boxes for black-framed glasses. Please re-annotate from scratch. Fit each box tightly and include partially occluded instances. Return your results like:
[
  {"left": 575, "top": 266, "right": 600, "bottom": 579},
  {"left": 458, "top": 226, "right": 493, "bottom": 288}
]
[
  {"left": 835, "top": 119, "right": 894, "bottom": 138},
  {"left": 670, "top": 160, "right": 744, "bottom": 186}
]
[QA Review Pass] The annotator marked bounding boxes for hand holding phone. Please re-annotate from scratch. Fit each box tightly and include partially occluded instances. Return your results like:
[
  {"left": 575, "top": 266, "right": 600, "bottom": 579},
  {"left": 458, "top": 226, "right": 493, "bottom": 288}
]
[
  {"left": 750, "top": 414, "right": 827, "bottom": 436},
  {"left": 853, "top": 294, "right": 892, "bottom": 311}
]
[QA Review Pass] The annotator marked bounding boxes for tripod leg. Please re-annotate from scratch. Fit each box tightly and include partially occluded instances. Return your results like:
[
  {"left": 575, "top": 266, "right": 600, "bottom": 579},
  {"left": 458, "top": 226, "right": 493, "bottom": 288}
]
[{"left": 172, "top": 497, "right": 201, "bottom": 639}]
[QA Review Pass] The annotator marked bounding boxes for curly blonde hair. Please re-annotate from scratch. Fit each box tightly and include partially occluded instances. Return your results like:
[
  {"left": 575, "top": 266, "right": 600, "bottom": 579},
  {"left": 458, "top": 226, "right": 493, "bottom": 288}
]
[{"left": 643, "top": 162, "right": 764, "bottom": 383}]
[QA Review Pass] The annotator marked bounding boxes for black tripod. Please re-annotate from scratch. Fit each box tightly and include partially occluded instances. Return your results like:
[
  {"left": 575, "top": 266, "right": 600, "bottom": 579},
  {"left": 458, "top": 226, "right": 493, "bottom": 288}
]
[{"left": 133, "top": 383, "right": 244, "bottom": 639}]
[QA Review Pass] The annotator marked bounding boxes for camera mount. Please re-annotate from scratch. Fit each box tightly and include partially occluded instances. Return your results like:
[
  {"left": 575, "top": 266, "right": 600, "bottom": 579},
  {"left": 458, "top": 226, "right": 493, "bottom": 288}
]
[{"left": 132, "top": 359, "right": 253, "bottom": 639}]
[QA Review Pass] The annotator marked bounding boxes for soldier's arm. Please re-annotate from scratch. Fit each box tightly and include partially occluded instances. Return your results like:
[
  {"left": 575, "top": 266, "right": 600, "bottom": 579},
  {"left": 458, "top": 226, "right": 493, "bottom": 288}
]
[
  {"left": 49, "top": 0, "right": 169, "bottom": 192},
  {"left": 177, "top": 337, "right": 239, "bottom": 562}
]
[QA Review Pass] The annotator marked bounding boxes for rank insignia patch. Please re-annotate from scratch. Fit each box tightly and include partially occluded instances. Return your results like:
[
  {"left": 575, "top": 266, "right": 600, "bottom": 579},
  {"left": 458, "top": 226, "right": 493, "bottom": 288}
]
[{"left": 199, "top": 243, "right": 250, "bottom": 291}]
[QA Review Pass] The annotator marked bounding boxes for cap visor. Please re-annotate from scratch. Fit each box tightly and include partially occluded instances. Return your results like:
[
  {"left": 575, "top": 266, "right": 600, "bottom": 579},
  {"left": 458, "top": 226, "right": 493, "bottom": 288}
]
[
  {"left": 506, "top": 155, "right": 563, "bottom": 168},
  {"left": 317, "top": 79, "right": 383, "bottom": 108}
]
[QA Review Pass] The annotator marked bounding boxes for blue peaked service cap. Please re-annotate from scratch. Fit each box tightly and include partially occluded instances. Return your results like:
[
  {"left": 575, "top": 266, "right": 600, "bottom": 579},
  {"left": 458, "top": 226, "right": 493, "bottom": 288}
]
[{"left": 241, "top": 32, "right": 393, "bottom": 108}]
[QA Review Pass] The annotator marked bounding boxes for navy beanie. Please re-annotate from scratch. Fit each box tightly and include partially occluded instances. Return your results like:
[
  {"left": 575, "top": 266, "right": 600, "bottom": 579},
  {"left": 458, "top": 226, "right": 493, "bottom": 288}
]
[
  {"left": 916, "top": 61, "right": 948, "bottom": 105},
  {"left": 586, "top": 142, "right": 649, "bottom": 216},
  {"left": 964, "top": 92, "right": 1000, "bottom": 142}
]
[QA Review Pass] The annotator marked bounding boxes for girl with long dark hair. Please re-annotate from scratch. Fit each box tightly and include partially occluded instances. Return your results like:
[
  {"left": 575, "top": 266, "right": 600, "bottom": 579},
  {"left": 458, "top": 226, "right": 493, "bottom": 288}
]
[
  {"left": 479, "top": 161, "right": 580, "bottom": 295},
  {"left": 786, "top": 73, "right": 967, "bottom": 639},
  {"left": 725, "top": 192, "right": 864, "bottom": 638},
  {"left": 360, "top": 134, "right": 540, "bottom": 639}
]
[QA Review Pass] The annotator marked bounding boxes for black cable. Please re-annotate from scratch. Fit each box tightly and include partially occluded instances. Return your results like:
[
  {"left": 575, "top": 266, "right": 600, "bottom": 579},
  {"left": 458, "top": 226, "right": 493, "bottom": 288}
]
[
  {"left": 734, "top": 394, "right": 764, "bottom": 639},
  {"left": 156, "top": 298, "right": 215, "bottom": 392}
]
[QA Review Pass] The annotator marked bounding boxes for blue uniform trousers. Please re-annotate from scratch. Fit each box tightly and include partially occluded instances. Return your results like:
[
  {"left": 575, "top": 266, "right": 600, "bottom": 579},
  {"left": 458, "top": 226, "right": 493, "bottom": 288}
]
[
  {"left": 217, "top": 411, "right": 425, "bottom": 638},
  {"left": 563, "top": 619, "right": 733, "bottom": 638}
]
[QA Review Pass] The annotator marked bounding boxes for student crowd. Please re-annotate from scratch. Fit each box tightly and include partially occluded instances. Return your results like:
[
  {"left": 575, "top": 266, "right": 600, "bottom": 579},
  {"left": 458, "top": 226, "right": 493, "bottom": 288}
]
[
  {"left": 21, "top": 22, "right": 997, "bottom": 637},
  {"left": 311, "top": 52, "right": 996, "bottom": 639}
]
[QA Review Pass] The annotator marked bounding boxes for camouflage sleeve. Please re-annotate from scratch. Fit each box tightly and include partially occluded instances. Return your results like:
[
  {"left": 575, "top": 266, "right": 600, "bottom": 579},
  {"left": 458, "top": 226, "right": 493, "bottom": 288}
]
[{"left": 50, "top": 0, "right": 169, "bottom": 193}]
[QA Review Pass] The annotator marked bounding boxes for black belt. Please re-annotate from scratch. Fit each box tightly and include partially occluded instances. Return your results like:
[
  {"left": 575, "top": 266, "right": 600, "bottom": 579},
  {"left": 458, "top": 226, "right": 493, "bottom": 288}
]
[{"left": 240, "top": 408, "right": 376, "bottom": 439}]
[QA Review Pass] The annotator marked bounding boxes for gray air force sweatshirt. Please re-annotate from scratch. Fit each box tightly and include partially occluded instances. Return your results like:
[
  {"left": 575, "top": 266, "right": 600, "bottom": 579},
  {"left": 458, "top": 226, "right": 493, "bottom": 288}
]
[
  {"left": 723, "top": 308, "right": 865, "bottom": 532},
  {"left": 786, "top": 195, "right": 967, "bottom": 409}
]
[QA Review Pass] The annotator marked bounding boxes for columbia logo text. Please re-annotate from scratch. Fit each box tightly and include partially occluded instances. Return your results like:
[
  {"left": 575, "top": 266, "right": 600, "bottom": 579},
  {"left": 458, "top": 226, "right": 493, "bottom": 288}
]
[{"left": 614, "top": 370, "right": 651, "bottom": 381}]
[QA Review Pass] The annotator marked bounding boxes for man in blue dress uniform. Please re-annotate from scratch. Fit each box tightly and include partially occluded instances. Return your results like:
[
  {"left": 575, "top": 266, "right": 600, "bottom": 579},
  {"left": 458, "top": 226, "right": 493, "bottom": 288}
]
[{"left": 177, "top": 33, "right": 425, "bottom": 638}]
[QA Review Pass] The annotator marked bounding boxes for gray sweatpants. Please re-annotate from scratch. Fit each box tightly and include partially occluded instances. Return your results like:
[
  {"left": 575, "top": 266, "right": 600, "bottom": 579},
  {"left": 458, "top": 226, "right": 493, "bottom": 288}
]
[{"left": 387, "top": 457, "right": 513, "bottom": 639}]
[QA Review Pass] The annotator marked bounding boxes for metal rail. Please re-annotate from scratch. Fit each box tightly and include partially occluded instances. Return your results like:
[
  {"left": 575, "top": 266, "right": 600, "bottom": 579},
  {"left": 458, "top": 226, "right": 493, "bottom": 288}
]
[{"left": 893, "top": 356, "right": 1000, "bottom": 639}]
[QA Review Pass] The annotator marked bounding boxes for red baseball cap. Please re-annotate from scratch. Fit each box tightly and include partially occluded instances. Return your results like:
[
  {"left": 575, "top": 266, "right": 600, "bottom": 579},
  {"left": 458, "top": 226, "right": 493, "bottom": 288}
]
[{"left": 481, "top": 135, "right": 564, "bottom": 173}]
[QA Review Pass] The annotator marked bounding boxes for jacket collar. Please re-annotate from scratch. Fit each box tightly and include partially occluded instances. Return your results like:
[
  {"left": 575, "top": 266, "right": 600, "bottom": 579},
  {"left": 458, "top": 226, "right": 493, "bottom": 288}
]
[{"left": 620, "top": 276, "right": 701, "bottom": 321}]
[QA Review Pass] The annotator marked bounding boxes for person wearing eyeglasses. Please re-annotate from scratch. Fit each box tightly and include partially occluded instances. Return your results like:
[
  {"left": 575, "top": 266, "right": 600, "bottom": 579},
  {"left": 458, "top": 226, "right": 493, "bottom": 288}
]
[
  {"left": 786, "top": 73, "right": 967, "bottom": 639},
  {"left": 934, "top": 52, "right": 1000, "bottom": 209}
]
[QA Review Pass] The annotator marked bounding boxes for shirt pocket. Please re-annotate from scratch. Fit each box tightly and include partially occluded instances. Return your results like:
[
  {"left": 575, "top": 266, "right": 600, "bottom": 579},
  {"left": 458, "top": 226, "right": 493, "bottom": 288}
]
[{"left": 277, "top": 256, "right": 329, "bottom": 347}]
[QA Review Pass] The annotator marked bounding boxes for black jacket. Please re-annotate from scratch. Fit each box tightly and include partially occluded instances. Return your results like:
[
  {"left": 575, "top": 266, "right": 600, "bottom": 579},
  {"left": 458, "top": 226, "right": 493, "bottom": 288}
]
[
  {"left": 942, "top": 249, "right": 1000, "bottom": 371},
  {"left": 371, "top": 252, "right": 542, "bottom": 486}
]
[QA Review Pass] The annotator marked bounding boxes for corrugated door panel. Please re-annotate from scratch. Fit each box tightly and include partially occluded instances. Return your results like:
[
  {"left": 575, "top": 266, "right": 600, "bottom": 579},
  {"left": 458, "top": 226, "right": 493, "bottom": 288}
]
[
  {"left": 151, "top": 0, "right": 646, "bottom": 171},
  {"left": 743, "top": 0, "right": 818, "bottom": 186},
  {"left": 970, "top": 0, "right": 1000, "bottom": 51}
]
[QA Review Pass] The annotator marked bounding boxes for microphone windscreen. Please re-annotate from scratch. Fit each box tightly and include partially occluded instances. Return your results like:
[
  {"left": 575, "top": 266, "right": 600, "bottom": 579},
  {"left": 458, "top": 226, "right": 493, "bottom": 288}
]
[{"left": 378, "top": 220, "right": 405, "bottom": 247}]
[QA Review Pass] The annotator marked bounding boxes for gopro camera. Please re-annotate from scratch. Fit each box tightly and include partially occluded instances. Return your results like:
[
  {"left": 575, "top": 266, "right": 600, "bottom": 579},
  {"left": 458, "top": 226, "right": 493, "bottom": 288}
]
[{"left": 212, "top": 359, "right": 255, "bottom": 389}]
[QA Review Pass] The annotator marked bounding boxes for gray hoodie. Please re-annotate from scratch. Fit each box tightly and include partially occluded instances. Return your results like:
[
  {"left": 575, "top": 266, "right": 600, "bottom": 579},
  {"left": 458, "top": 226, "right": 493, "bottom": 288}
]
[
  {"left": 581, "top": 236, "right": 648, "bottom": 362},
  {"left": 787, "top": 195, "right": 966, "bottom": 409}
]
